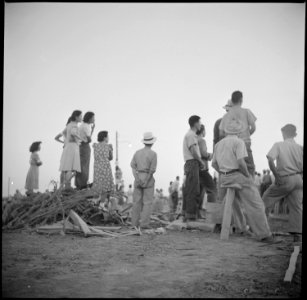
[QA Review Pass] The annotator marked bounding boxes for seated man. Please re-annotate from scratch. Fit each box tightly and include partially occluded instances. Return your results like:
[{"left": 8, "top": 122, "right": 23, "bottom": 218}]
[
  {"left": 262, "top": 124, "right": 303, "bottom": 242},
  {"left": 212, "top": 118, "right": 275, "bottom": 243}
]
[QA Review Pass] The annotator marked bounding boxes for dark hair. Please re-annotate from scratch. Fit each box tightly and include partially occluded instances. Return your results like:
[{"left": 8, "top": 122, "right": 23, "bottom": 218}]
[
  {"left": 66, "top": 117, "right": 72, "bottom": 125},
  {"left": 129, "top": 184, "right": 132, "bottom": 188},
  {"left": 176, "top": 176, "right": 180, "bottom": 180},
  {"left": 231, "top": 91, "right": 243, "bottom": 104},
  {"left": 170, "top": 181, "right": 173, "bottom": 185},
  {"left": 98, "top": 131, "right": 108, "bottom": 142},
  {"left": 29, "top": 141, "right": 42, "bottom": 153},
  {"left": 70, "top": 110, "right": 82, "bottom": 122},
  {"left": 83, "top": 111, "right": 95, "bottom": 123},
  {"left": 196, "top": 124, "right": 205, "bottom": 136},
  {"left": 188, "top": 115, "right": 201, "bottom": 128}
]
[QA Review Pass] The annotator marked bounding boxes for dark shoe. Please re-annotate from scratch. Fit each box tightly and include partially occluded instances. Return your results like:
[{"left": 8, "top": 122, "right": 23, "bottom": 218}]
[
  {"left": 292, "top": 234, "right": 302, "bottom": 243},
  {"left": 260, "top": 236, "right": 282, "bottom": 244},
  {"left": 213, "top": 224, "right": 222, "bottom": 233}
]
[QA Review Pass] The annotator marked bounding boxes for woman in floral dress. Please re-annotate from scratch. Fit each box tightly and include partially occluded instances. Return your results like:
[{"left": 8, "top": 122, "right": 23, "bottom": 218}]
[{"left": 91, "top": 131, "right": 114, "bottom": 202}]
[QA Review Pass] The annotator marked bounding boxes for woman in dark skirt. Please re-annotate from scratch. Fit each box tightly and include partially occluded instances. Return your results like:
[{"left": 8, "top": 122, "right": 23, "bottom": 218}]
[{"left": 75, "top": 111, "right": 95, "bottom": 190}]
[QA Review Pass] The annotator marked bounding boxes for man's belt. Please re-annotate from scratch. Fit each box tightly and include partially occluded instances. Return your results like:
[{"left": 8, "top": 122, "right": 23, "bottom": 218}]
[
  {"left": 280, "top": 172, "right": 303, "bottom": 177},
  {"left": 219, "top": 169, "right": 240, "bottom": 175}
]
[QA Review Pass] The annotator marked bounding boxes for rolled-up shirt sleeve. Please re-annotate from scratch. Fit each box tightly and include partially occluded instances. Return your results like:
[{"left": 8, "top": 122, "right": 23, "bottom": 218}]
[
  {"left": 247, "top": 109, "right": 257, "bottom": 126},
  {"left": 236, "top": 140, "right": 248, "bottom": 160},
  {"left": 186, "top": 133, "right": 198, "bottom": 150},
  {"left": 266, "top": 143, "right": 279, "bottom": 161},
  {"left": 149, "top": 153, "right": 157, "bottom": 174},
  {"left": 130, "top": 154, "right": 137, "bottom": 170}
]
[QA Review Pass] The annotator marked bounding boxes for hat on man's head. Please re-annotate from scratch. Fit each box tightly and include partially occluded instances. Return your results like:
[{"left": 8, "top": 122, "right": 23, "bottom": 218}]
[
  {"left": 223, "top": 99, "right": 233, "bottom": 110},
  {"left": 281, "top": 124, "right": 297, "bottom": 137},
  {"left": 224, "top": 118, "right": 244, "bottom": 135},
  {"left": 141, "top": 132, "right": 157, "bottom": 144}
]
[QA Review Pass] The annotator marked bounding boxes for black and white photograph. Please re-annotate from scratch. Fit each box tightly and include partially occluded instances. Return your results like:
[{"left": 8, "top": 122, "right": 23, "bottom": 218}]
[{"left": 2, "top": 2, "right": 304, "bottom": 298}]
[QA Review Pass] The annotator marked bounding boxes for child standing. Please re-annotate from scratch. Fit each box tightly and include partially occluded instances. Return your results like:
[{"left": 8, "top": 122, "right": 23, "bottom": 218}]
[
  {"left": 25, "top": 141, "right": 42, "bottom": 195},
  {"left": 130, "top": 132, "right": 157, "bottom": 229}
]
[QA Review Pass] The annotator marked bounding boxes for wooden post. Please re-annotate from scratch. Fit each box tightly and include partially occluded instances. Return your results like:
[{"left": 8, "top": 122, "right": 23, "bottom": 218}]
[
  {"left": 284, "top": 246, "right": 300, "bottom": 282},
  {"left": 220, "top": 188, "right": 235, "bottom": 240},
  {"left": 115, "top": 131, "right": 119, "bottom": 168}
]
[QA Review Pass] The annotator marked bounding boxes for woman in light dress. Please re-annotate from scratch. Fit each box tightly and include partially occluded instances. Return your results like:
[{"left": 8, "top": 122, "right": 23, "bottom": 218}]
[
  {"left": 59, "top": 110, "right": 83, "bottom": 189},
  {"left": 25, "top": 141, "right": 43, "bottom": 196},
  {"left": 55, "top": 116, "right": 71, "bottom": 186},
  {"left": 91, "top": 131, "right": 114, "bottom": 203}
]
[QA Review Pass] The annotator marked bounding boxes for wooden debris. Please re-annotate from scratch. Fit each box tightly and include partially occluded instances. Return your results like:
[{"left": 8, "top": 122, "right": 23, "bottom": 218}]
[
  {"left": 284, "top": 246, "right": 300, "bottom": 282},
  {"left": 69, "top": 210, "right": 91, "bottom": 236},
  {"left": 150, "top": 215, "right": 170, "bottom": 225}
]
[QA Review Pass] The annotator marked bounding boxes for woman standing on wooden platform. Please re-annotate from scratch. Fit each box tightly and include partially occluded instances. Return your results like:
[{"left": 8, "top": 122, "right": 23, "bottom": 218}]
[
  {"left": 59, "top": 110, "right": 83, "bottom": 189},
  {"left": 25, "top": 141, "right": 42, "bottom": 196}
]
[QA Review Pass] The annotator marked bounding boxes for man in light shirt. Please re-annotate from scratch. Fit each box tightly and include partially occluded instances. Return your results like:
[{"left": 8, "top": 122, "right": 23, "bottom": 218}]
[
  {"left": 263, "top": 124, "right": 303, "bottom": 242},
  {"left": 219, "top": 91, "right": 257, "bottom": 177},
  {"left": 182, "top": 115, "right": 205, "bottom": 221},
  {"left": 75, "top": 112, "right": 95, "bottom": 190},
  {"left": 130, "top": 132, "right": 157, "bottom": 229}
]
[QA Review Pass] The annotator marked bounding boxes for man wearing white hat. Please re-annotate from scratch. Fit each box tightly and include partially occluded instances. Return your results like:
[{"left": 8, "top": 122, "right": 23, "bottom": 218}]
[
  {"left": 212, "top": 118, "right": 276, "bottom": 243},
  {"left": 130, "top": 132, "right": 158, "bottom": 229}
]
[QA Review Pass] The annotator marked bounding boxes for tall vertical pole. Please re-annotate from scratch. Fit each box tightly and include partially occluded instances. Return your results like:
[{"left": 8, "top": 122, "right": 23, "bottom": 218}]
[
  {"left": 116, "top": 131, "right": 119, "bottom": 168},
  {"left": 8, "top": 177, "right": 10, "bottom": 199}
]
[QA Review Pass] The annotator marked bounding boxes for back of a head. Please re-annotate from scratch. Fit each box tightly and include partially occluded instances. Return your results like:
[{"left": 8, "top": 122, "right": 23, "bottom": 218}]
[
  {"left": 176, "top": 176, "right": 180, "bottom": 180},
  {"left": 97, "top": 131, "right": 108, "bottom": 142},
  {"left": 83, "top": 111, "right": 95, "bottom": 123},
  {"left": 70, "top": 110, "right": 82, "bottom": 121},
  {"left": 188, "top": 115, "right": 201, "bottom": 128},
  {"left": 129, "top": 184, "right": 132, "bottom": 188},
  {"left": 231, "top": 91, "right": 243, "bottom": 105},
  {"left": 281, "top": 124, "right": 297, "bottom": 138}
]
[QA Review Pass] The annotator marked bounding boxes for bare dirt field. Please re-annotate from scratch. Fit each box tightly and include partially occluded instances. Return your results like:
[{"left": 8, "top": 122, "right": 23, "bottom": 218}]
[{"left": 2, "top": 217, "right": 301, "bottom": 298}]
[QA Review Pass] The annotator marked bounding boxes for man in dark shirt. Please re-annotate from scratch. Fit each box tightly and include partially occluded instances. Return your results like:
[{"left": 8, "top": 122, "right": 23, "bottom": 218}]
[{"left": 213, "top": 100, "right": 232, "bottom": 150}]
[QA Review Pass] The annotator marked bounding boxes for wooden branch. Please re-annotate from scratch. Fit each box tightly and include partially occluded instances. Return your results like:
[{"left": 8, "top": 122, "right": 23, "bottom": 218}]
[
  {"left": 284, "top": 246, "right": 300, "bottom": 282},
  {"left": 221, "top": 188, "right": 235, "bottom": 240}
]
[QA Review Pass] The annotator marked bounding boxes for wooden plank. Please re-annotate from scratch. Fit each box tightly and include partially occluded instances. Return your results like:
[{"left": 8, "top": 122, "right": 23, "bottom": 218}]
[
  {"left": 88, "top": 226, "right": 118, "bottom": 237},
  {"left": 150, "top": 215, "right": 170, "bottom": 225},
  {"left": 284, "top": 246, "right": 300, "bottom": 282},
  {"left": 69, "top": 210, "right": 91, "bottom": 236},
  {"left": 93, "top": 226, "right": 122, "bottom": 231},
  {"left": 220, "top": 188, "right": 235, "bottom": 240}
]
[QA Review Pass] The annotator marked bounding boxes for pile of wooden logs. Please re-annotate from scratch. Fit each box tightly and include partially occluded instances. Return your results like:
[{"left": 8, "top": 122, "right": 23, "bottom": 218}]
[
  {"left": 2, "top": 188, "right": 131, "bottom": 230},
  {"left": 36, "top": 209, "right": 141, "bottom": 238}
]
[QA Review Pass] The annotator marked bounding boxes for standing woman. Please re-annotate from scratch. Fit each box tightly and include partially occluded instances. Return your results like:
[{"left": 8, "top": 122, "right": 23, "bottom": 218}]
[
  {"left": 55, "top": 116, "right": 71, "bottom": 186},
  {"left": 75, "top": 111, "right": 95, "bottom": 190},
  {"left": 91, "top": 131, "right": 114, "bottom": 203},
  {"left": 25, "top": 141, "right": 43, "bottom": 196},
  {"left": 59, "top": 110, "right": 83, "bottom": 189}
]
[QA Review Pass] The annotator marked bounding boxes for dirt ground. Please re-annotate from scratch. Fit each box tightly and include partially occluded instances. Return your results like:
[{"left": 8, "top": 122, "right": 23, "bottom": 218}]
[{"left": 2, "top": 217, "right": 301, "bottom": 298}]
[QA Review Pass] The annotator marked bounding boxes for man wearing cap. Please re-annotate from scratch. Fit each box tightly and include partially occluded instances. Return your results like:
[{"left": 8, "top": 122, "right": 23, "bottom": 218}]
[
  {"left": 212, "top": 118, "right": 275, "bottom": 243},
  {"left": 182, "top": 115, "right": 205, "bottom": 221},
  {"left": 262, "top": 124, "right": 303, "bottom": 242},
  {"left": 219, "top": 91, "right": 257, "bottom": 177},
  {"left": 130, "top": 132, "right": 158, "bottom": 229},
  {"left": 213, "top": 100, "right": 232, "bottom": 149}
]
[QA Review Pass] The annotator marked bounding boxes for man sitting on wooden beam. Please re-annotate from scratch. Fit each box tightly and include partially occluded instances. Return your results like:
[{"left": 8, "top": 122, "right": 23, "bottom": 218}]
[
  {"left": 262, "top": 124, "right": 303, "bottom": 243},
  {"left": 211, "top": 118, "right": 276, "bottom": 243}
]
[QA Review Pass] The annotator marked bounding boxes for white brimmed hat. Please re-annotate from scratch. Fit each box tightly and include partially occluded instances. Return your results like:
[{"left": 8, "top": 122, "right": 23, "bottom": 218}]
[
  {"left": 223, "top": 99, "right": 233, "bottom": 109},
  {"left": 141, "top": 132, "right": 157, "bottom": 144},
  {"left": 225, "top": 118, "right": 244, "bottom": 135}
]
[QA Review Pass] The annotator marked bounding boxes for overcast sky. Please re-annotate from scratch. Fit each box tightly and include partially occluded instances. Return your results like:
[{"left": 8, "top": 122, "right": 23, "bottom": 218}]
[{"left": 3, "top": 3, "right": 305, "bottom": 196}]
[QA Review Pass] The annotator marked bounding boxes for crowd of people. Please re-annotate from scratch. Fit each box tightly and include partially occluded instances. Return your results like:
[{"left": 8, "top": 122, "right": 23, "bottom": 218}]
[{"left": 24, "top": 89, "right": 303, "bottom": 243}]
